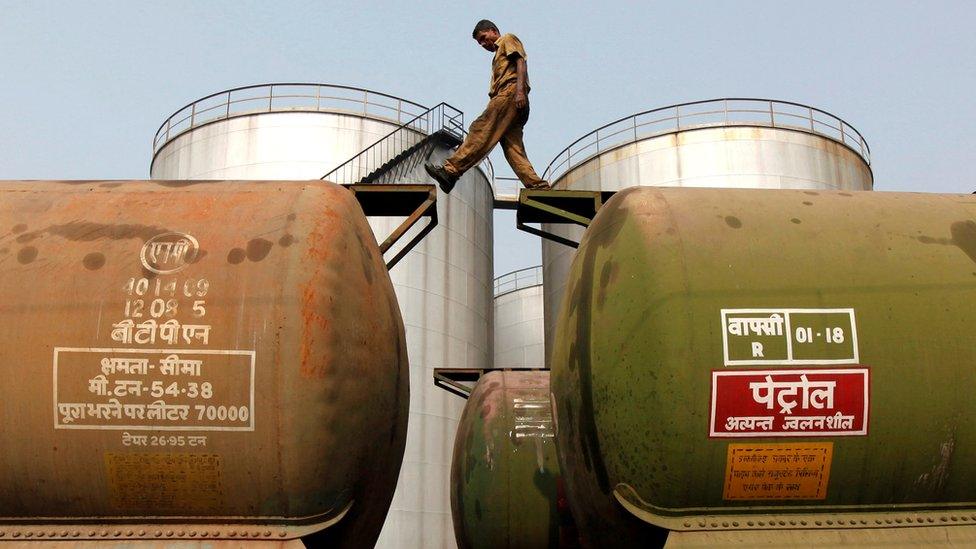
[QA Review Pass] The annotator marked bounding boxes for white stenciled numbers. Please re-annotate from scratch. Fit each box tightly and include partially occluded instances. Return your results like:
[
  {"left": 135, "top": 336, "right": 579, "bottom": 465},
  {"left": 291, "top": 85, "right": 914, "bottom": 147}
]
[{"left": 196, "top": 405, "right": 249, "bottom": 422}]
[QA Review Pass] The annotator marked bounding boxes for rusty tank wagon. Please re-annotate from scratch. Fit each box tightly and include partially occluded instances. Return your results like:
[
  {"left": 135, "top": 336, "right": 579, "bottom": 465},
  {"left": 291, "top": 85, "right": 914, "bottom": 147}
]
[
  {"left": 0, "top": 180, "right": 409, "bottom": 547},
  {"left": 549, "top": 186, "right": 976, "bottom": 546}
]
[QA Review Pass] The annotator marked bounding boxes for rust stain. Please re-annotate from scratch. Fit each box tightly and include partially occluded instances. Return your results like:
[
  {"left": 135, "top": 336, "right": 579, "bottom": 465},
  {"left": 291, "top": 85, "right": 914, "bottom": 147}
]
[
  {"left": 803, "top": 191, "right": 819, "bottom": 196},
  {"left": 82, "top": 252, "right": 106, "bottom": 270},
  {"left": 950, "top": 220, "right": 976, "bottom": 264},
  {"left": 11, "top": 224, "right": 27, "bottom": 234},
  {"left": 724, "top": 215, "right": 742, "bottom": 229},
  {"left": 790, "top": 218, "right": 802, "bottom": 224},
  {"left": 278, "top": 234, "right": 295, "bottom": 247},
  {"left": 299, "top": 284, "right": 331, "bottom": 379},
  {"left": 915, "top": 220, "right": 976, "bottom": 265},
  {"left": 802, "top": 201, "right": 814, "bottom": 206},
  {"left": 913, "top": 431, "right": 955, "bottom": 497},
  {"left": 17, "top": 246, "right": 38, "bottom": 264},
  {"left": 16, "top": 232, "right": 38, "bottom": 243},
  {"left": 596, "top": 261, "right": 619, "bottom": 308},
  {"left": 246, "top": 238, "right": 273, "bottom": 262},
  {"left": 227, "top": 248, "right": 246, "bottom": 264},
  {"left": 42, "top": 221, "right": 171, "bottom": 242}
]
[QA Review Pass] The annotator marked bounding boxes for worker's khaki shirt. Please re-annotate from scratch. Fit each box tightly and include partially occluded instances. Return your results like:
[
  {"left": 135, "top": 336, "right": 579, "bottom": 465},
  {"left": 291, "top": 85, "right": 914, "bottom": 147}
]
[{"left": 489, "top": 33, "right": 530, "bottom": 97}]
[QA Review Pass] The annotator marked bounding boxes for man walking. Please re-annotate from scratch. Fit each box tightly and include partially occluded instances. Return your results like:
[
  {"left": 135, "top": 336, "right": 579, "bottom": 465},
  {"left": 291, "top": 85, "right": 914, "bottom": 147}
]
[{"left": 426, "top": 20, "right": 549, "bottom": 193}]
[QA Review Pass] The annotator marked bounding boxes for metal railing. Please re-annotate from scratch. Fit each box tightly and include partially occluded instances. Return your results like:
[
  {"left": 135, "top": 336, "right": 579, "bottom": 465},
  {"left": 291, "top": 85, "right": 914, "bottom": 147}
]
[
  {"left": 494, "top": 265, "right": 543, "bottom": 297},
  {"left": 321, "top": 103, "right": 464, "bottom": 185},
  {"left": 542, "top": 98, "right": 871, "bottom": 183},
  {"left": 493, "top": 176, "right": 522, "bottom": 198},
  {"left": 152, "top": 83, "right": 429, "bottom": 155}
]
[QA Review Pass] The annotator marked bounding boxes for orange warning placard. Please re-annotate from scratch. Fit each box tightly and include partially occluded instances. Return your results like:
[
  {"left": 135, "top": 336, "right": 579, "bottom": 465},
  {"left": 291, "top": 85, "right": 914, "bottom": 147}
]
[{"left": 724, "top": 442, "right": 832, "bottom": 500}]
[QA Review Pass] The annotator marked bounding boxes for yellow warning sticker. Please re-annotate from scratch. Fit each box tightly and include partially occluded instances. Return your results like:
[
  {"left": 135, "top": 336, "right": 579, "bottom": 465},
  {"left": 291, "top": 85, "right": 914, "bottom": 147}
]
[{"left": 723, "top": 442, "right": 832, "bottom": 500}]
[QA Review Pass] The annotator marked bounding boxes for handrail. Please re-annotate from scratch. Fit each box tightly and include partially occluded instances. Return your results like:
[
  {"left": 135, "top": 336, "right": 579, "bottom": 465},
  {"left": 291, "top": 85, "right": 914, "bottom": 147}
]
[
  {"left": 542, "top": 98, "right": 871, "bottom": 183},
  {"left": 494, "top": 265, "right": 543, "bottom": 297},
  {"left": 321, "top": 102, "right": 464, "bottom": 185},
  {"left": 152, "top": 83, "right": 429, "bottom": 155},
  {"left": 152, "top": 82, "right": 496, "bottom": 189}
]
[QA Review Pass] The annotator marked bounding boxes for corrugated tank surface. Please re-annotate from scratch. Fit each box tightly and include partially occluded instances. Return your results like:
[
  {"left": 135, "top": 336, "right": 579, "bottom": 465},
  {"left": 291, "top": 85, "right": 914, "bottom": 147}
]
[
  {"left": 151, "top": 84, "right": 494, "bottom": 548},
  {"left": 493, "top": 266, "right": 544, "bottom": 369}
]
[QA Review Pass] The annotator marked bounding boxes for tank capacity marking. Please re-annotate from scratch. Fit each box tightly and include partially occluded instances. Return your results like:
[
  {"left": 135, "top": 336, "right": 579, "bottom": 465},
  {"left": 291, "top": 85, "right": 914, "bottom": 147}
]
[
  {"left": 53, "top": 348, "right": 255, "bottom": 431},
  {"left": 721, "top": 308, "right": 858, "bottom": 366},
  {"left": 709, "top": 367, "right": 869, "bottom": 437}
]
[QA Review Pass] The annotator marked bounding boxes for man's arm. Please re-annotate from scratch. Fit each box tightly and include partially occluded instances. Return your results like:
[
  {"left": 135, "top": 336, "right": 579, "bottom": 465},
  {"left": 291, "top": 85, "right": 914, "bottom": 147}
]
[{"left": 515, "top": 57, "right": 528, "bottom": 109}]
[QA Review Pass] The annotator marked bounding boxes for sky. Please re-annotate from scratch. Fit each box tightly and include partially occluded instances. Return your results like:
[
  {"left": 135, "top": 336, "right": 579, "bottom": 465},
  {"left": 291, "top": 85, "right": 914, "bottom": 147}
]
[{"left": 1, "top": 0, "right": 974, "bottom": 276}]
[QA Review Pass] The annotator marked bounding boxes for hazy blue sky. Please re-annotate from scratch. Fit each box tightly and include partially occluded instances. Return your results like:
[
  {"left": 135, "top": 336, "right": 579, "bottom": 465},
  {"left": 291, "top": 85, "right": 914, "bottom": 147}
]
[{"left": 1, "top": 0, "right": 973, "bottom": 275}]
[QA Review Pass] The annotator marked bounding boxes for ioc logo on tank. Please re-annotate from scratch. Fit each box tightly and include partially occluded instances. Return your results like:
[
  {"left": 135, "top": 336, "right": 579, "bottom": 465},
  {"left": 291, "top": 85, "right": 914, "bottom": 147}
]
[{"left": 140, "top": 232, "right": 200, "bottom": 275}]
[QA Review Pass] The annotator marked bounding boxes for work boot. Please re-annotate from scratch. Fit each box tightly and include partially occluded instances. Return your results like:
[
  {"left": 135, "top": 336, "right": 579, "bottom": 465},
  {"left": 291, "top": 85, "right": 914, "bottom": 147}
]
[{"left": 425, "top": 162, "right": 459, "bottom": 194}]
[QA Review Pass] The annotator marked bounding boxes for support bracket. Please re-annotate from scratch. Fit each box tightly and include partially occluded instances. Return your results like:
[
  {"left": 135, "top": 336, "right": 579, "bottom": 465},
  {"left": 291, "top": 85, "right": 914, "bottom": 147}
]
[
  {"left": 344, "top": 184, "right": 437, "bottom": 270},
  {"left": 433, "top": 367, "right": 551, "bottom": 399},
  {"left": 515, "top": 189, "right": 617, "bottom": 248}
]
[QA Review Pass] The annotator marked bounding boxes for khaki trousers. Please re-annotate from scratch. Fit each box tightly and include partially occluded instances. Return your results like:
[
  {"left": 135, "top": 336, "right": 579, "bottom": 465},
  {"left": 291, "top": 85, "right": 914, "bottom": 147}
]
[{"left": 444, "top": 89, "right": 545, "bottom": 187}]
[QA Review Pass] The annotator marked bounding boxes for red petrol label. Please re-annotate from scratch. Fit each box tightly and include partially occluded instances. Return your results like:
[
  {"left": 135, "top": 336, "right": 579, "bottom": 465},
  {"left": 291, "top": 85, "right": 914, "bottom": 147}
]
[{"left": 709, "top": 368, "right": 868, "bottom": 437}]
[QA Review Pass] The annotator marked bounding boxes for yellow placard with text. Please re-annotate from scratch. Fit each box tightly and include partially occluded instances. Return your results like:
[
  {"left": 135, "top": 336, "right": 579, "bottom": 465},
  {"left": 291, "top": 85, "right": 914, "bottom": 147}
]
[{"left": 724, "top": 442, "right": 832, "bottom": 500}]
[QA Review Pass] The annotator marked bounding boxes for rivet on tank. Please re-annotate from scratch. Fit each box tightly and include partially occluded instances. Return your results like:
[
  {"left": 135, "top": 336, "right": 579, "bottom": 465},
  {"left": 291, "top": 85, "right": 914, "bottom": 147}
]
[
  {"left": 0, "top": 180, "right": 409, "bottom": 547},
  {"left": 550, "top": 186, "right": 976, "bottom": 546}
]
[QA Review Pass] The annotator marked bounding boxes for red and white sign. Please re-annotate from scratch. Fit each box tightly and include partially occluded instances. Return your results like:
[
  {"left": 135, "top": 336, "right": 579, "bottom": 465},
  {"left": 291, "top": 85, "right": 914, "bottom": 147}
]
[{"left": 709, "top": 368, "right": 869, "bottom": 438}]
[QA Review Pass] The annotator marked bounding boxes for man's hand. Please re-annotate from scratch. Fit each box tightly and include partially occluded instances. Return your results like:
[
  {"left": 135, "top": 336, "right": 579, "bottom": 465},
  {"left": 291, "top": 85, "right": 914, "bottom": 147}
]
[
  {"left": 515, "top": 57, "right": 528, "bottom": 110},
  {"left": 515, "top": 91, "right": 527, "bottom": 110}
]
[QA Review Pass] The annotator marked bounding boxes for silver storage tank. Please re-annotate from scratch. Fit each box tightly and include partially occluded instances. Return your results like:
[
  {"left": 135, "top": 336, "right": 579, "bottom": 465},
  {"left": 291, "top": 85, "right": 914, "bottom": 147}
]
[
  {"left": 540, "top": 98, "right": 874, "bottom": 361},
  {"left": 493, "top": 266, "right": 545, "bottom": 369},
  {"left": 151, "top": 84, "right": 495, "bottom": 549}
]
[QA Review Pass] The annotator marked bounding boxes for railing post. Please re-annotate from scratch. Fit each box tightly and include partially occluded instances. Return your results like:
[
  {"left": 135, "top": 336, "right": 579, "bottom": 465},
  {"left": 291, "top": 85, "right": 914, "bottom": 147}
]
[
  {"left": 363, "top": 90, "right": 368, "bottom": 115},
  {"left": 808, "top": 107, "right": 814, "bottom": 131},
  {"left": 190, "top": 103, "right": 196, "bottom": 127},
  {"left": 165, "top": 119, "right": 171, "bottom": 144},
  {"left": 397, "top": 99, "right": 402, "bottom": 124},
  {"left": 268, "top": 85, "right": 274, "bottom": 111},
  {"left": 769, "top": 101, "right": 775, "bottom": 126},
  {"left": 316, "top": 85, "right": 321, "bottom": 111},
  {"left": 595, "top": 129, "right": 600, "bottom": 154},
  {"left": 724, "top": 99, "right": 729, "bottom": 125},
  {"left": 839, "top": 121, "right": 846, "bottom": 144},
  {"left": 675, "top": 106, "right": 681, "bottom": 129},
  {"left": 633, "top": 115, "right": 638, "bottom": 141}
]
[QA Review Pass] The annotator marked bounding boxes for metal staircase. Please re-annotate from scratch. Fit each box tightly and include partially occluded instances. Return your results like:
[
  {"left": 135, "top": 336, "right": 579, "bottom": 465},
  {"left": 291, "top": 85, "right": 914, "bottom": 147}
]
[{"left": 321, "top": 103, "right": 464, "bottom": 185}]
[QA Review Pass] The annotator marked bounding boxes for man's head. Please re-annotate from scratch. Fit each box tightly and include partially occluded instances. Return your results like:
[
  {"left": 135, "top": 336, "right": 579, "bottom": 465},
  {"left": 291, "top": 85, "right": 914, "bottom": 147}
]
[{"left": 472, "top": 19, "right": 500, "bottom": 52}]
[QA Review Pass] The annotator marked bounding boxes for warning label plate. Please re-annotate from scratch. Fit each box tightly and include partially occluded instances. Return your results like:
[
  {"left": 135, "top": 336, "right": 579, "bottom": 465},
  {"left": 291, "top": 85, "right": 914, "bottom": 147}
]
[
  {"left": 709, "top": 367, "right": 869, "bottom": 438},
  {"left": 723, "top": 442, "right": 832, "bottom": 500}
]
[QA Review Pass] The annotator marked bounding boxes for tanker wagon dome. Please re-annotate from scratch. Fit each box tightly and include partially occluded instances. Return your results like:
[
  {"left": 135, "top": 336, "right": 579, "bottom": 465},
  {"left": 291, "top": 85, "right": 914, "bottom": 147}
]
[
  {"left": 0, "top": 180, "right": 408, "bottom": 546},
  {"left": 550, "top": 186, "right": 976, "bottom": 547}
]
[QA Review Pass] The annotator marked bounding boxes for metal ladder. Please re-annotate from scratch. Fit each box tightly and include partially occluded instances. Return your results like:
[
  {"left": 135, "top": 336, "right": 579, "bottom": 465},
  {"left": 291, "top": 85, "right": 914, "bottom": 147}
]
[{"left": 321, "top": 103, "right": 464, "bottom": 185}]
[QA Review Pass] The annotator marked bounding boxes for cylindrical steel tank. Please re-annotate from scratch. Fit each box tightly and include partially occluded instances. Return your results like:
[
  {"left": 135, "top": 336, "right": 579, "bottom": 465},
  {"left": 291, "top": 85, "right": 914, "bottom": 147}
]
[
  {"left": 551, "top": 186, "right": 976, "bottom": 547},
  {"left": 151, "top": 84, "right": 494, "bottom": 548},
  {"left": 540, "top": 99, "right": 874, "bottom": 364},
  {"left": 451, "top": 371, "right": 577, "bottom": 548},
  {"left": 493, "top": 266, "right": 545, "bottom": 369},
  {"left": 0, "top": 180, "right": 407, "bottom": 546}
]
